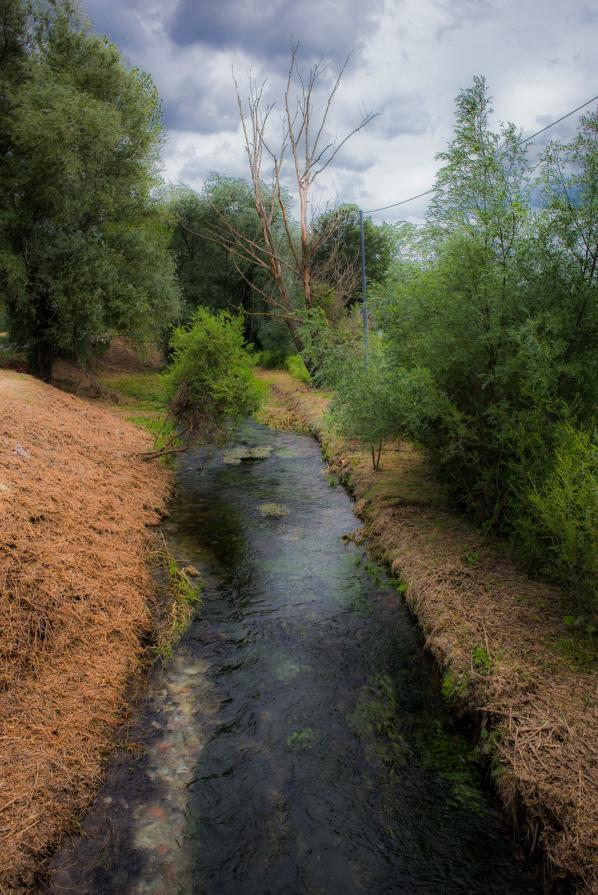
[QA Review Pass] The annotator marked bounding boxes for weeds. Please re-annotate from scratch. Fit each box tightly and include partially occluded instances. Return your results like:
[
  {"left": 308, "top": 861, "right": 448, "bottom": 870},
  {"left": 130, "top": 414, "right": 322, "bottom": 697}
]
[
  {"left": 441, "top": 670, "right": 469, "bottom": 704},
  {"left": 152, "top": 547, "right": 202, "bottom": 663}
]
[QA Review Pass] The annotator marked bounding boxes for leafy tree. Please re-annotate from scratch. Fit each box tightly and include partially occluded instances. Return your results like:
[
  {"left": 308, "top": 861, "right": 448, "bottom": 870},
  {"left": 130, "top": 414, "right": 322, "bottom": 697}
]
[
  {"left": 380, "top": 77, "right": 539, "bottom": 515},
  {"left": 328, "top": 339, "right": 442, "bottom": 468},
  {"left": 167, "top": 175, "right": 293, "bottom": 353},
  {"left": 311, "top": 204, "right": 397, "bottom": 314},
  {"left": 528, "top": 424, "right": 598, "bottom": 614},
  {"left": 168, "top": 177, "right": 261, "bottom": 318},
  {"left": 212, "top": 49, "right": 375, "bottom": 356},
  {"left": 538, "top": 110, "right": 598, "bottom": 414},
  {"left": 335, "top": 77, "right": 598, "bottom": 611},
  {"left": 0, "top": 0, "right": 179, "bottom": 381}
]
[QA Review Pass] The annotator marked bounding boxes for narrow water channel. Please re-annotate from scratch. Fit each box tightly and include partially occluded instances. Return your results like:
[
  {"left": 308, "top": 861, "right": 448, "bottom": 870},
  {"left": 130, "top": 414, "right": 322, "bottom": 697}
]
[{"left": 49, "top": 420, "right": 538, "bottom": 895}]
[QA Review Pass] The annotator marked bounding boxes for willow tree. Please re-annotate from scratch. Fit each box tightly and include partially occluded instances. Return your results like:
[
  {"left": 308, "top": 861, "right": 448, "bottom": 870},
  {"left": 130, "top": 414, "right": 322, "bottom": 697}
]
[
  {"left": 210, "top": 48, "right": 375, "bottom": 353},
  {"left": 0, "top": 1, "right": 179, "bottom": 381}
]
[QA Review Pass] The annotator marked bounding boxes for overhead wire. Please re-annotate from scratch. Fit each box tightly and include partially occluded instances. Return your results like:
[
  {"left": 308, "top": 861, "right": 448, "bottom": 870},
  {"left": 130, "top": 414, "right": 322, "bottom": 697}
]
[{"left": 363, "top": 91, "right": 598, "bottom": 215}]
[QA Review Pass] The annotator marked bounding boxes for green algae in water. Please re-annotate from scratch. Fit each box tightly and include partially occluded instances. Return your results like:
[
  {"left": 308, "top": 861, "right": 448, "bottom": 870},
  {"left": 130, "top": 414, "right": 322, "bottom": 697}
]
[
  {"left": 274, "top": 657, "right": 307, "bottom": 684},
  {"left": 364, "top": 560, "right": 385, "bottom": 588},
  {"left": 248, "top": 445, "right": 273, "bottom": 459},
  {"left": 223, "top": 443, "right": 273, "bottom": 464},
  {"left": 259, "top": 553, "right": 298, "bottom": 576},
  {"left": 259, "top": 502, "right": 289, "bottom": 518},
  {"left": 414, "top": 717, "right": 487, "bottom": 814},
  {"left": 350, "top": 674, "right": 407, "bottom": 773},
  {"left": 338, "top": 578, "right": 371, "bottom": 614},
  {"left": 287, "top": 727, "right": 315, "bottom": 751},
  {"left": 222, "top": 447, "right": 246, "bottom": 465},
  {"left": 275, "top": 447, "right": 300, "bottom": 459},
  {"left": 270, "top": 645, "right": 309, "bottom": 683}
]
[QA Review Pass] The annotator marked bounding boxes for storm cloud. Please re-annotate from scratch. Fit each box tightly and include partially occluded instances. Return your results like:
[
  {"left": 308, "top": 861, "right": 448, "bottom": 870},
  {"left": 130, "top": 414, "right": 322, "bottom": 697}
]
[
  {"left": 167, "top": 0, "right": 384, "bottom": 63},
  {"left": 83, "top": 0, "right": 598, "bottom": 224}
]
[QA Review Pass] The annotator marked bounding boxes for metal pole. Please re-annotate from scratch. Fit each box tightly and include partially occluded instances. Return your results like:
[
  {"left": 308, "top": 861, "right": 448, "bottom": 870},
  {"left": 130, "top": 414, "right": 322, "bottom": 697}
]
[{"left": 359, "top": 208, "right": 369, "bottom": 369}]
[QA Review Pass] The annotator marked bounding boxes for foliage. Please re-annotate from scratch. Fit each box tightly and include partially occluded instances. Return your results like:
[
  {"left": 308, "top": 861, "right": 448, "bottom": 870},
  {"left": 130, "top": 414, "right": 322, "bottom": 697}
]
[
  {"left": 311, "top": 203, "right": 398, "bottom": 312},
  {"left": 528, "top": 425, "right": 598, "bottom": 615},
  {"left": 253, "top": 348, "right": 289, "bottom": 369},
  {"left": 321, "top": 77, "right": 598, "bottom": 610},
  {"left": 285, "top": 354, "right": 311, "bottom": 384},
  {"left": 166, "top": 176, "right": 296, "bottom": 354},
  {"left": 164, "top": 308, "right": 263, "bottom": 437},
  {"left": 153, "top": 553, "right": 202, "bottom": 663},
  {"left": 328, "top": 342, "right": 439, "bottom": 468},
  {"left": 0, "top": 0, "right": 179, "bottom": 380},
  {"left": 299, "top": 306, "right": 364, "bottom": 388},
  {"left": 102, "top": 371, "right": 178, "bottom": 452}
]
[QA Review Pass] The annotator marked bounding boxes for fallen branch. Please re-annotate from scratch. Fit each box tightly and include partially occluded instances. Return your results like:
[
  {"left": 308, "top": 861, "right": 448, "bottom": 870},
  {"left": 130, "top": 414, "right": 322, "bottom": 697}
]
[{"left": 140, "top": 447, "right": 187, "bottom": 462}]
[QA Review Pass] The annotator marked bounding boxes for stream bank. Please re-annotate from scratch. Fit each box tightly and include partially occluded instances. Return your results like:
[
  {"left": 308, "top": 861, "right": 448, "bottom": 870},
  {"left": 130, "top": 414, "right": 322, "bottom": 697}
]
[
  {"left": 255, "top": 369, "right": 598, "bottom": 895},
  {"left": 0, "top": 371, "right": 172, "bottom": 894}
]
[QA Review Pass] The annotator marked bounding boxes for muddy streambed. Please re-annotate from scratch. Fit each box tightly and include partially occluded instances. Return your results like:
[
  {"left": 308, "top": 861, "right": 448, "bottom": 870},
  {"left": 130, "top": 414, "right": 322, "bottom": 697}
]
[{"left": 49, "top": 420, "right": 538, "bottom": 895}]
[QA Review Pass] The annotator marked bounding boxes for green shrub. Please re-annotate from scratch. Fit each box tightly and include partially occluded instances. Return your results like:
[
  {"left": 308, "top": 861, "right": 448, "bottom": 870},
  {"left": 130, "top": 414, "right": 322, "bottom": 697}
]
[
  {"left": 285, "top": 354, "right": 311, "bottom": 384},
  {"left": 164, "top": 308, "right": 264, "bottom": 437},
  {"left": 253, "top": 348, "right": 289, "bottom": 369},
  {"left": 528, "top": 425, "right": 598, "bottom": 617}
]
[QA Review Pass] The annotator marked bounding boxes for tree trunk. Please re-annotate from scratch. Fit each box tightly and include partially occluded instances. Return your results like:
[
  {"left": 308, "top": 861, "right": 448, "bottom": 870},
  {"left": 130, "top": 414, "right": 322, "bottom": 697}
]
[
  {"left": 32, "top": 287, "right": 54, "bottom": 382},
  {"left": 282, "top": 315, "right": 303, "bottom": 353},
  {"left": 35, "top": 338, "right": 53, "bottom": 383}
]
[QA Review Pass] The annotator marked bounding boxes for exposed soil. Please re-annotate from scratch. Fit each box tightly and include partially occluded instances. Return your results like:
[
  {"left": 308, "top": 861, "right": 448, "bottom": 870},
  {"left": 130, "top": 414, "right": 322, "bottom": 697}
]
[
  {"left": 256, "top": 369, "right": 598, "bottom": 895},
  {"left": 0, "top": 371, "right": 171, "bottom": 893}
]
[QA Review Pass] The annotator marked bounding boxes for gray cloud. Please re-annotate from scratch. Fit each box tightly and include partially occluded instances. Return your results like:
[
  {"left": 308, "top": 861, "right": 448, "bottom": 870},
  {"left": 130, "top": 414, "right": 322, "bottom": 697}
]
[
  {"left": 83, "top": 0, "right": 153, "bottom": 51},
  {"left": 80, "top": 0, "right": 598, "bottom": 225},
  {"left": 373, "top": 95, "right": 433, "bottom": 138},
  {"left": 579, "top": 6, "right": 598, "bottom": 24},
  {"left": 167, "top": 0, "right": 384, "bottom": 64},
  {"left": 434, "top": 0, "right": 496, "bottom": 39},
  {"left": 162, "top": 76, "right": 239, "bottom": 134}
]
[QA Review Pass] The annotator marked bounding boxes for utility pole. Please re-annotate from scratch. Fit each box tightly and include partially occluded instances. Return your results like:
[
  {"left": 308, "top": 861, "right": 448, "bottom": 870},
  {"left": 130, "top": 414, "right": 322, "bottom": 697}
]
[{"left": 359, "top": 208, "right": 369, "bottom": 368}]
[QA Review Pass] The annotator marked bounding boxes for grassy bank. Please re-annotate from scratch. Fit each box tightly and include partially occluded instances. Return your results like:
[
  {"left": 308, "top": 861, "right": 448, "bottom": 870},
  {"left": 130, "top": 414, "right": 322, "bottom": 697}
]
[
  {"left": 0, "top": 369, "right": 174, "bottom": 893},
  {"left": 256, "top": 369, "right": 598, "bottom": 894}
]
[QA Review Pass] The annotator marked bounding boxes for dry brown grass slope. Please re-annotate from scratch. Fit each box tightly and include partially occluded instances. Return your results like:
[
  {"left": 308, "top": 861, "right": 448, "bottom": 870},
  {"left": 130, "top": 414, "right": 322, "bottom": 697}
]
[{"left": 0, "top": 371, "right": 171, "bottom": 893}]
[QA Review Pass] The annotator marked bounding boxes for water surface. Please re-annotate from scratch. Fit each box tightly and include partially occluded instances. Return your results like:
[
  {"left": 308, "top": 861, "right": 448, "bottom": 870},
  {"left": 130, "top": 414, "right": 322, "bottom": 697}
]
[{"left": 50, "top": 420, "right": 537, "bottom": 895}]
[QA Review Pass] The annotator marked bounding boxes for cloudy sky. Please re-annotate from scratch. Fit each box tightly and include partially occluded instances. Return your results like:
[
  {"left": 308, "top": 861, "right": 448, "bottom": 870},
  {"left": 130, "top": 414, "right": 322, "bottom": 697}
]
[{"left": 83, "top": 0, "right": 597, "bottom": 223}]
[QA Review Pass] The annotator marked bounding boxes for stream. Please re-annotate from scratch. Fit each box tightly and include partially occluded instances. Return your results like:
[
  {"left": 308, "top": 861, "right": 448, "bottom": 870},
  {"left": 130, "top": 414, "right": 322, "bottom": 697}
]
[{"left": 49, "top": 419, "right": 538, "bottom": 894}]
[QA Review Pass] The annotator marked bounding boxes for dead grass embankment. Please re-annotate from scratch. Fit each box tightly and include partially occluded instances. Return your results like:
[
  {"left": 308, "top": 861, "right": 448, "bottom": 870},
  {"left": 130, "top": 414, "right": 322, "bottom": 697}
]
[
  {"left": 256, "top": 369, "right": 598, "bottom": 895},
  {"left": 0, "top": 371, "right": 171, "bottom": 893}
]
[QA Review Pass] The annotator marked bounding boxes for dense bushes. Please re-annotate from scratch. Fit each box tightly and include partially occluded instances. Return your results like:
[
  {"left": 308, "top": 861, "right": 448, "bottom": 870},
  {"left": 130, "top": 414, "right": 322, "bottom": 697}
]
[
  {"left": 165, "top": 308, "right": 263, "bottom": 437},
  {"left": 528, "top": 426, "right": 598, "bottom": 612},
  {"left": 317, "top": 78, "right": 598, "bottom": 617}
]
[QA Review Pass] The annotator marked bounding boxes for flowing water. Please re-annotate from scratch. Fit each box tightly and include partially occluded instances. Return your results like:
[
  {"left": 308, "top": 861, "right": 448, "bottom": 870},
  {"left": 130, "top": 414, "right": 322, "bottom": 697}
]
[{"left": 49, "top": 420, "right": 538, "bottom": 895}]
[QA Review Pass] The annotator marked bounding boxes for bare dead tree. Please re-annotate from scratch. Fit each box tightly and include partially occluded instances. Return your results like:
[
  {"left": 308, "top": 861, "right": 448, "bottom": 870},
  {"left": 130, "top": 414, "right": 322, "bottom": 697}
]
[{"left": 208, "top": 47, "right": 376, "bottom": 354}]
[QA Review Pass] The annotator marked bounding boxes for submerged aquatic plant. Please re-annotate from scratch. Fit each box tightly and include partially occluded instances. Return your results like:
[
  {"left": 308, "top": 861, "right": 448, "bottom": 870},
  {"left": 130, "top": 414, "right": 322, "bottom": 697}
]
[
  {"left": 286, "top": 728, "right": 315, "bottom": 751},
  {"left": 259, "top": 502, "right": 289, "bottom": 519}
]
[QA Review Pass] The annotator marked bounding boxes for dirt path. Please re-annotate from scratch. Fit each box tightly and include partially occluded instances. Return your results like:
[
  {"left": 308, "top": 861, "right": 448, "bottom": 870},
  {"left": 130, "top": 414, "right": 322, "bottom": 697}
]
[
  {"left": 256, "top": 369, "right": 598, "bottom": 894},
  {"left": 0, "top": 371, "right": 171, "bottom": 893}
]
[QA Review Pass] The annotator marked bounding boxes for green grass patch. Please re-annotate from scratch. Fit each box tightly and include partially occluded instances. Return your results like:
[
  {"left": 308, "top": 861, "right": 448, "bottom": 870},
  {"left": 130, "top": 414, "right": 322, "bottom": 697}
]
[
  {"left": 105, "top": 371, "right": 167, "bottom": 406},
  {"left": 285, "top": 354, "right": 311, "bottom": 384},
  {"left": 152, "top": 557, "right": 202, "bottom": 663},
  {"left": 103, "top": 371, "right": 180, "bottom": 452}
]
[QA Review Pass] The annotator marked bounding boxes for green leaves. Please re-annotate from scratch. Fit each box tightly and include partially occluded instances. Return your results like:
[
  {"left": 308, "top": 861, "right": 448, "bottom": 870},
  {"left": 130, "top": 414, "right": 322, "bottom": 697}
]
[
  {"left": 325, "top": 77, "right": 598, "bottom": 613},
  {"left": 0, "top": 0, "right": 179, "bottom": 378},
  {"left": 164, "top": 308, "right": 264, "bottom": 438}
]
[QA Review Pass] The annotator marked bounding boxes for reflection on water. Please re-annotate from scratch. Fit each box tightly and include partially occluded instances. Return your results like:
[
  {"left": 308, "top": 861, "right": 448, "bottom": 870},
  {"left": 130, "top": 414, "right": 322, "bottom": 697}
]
[{"left": 49, "top": 420, "right": 537, "bottom": 895}]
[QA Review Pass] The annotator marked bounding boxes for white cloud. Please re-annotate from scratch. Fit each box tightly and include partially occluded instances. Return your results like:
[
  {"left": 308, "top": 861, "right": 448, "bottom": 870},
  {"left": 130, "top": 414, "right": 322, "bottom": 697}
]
[{"left": 87, "top": 0, "right": 598, "bottom": 225}]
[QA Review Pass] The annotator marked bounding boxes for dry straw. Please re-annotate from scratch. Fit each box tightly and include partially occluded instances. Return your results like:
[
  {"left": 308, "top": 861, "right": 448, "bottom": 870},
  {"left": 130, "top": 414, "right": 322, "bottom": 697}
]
[{"left": 0, "top": 371, "right": 171, "bottom": 893}]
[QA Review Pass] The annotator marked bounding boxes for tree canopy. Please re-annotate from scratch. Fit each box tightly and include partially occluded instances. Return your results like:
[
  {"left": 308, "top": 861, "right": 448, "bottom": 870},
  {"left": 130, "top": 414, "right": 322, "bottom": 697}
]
[{"left": 0, "top": 0, "right": 179, "bottom": 380}]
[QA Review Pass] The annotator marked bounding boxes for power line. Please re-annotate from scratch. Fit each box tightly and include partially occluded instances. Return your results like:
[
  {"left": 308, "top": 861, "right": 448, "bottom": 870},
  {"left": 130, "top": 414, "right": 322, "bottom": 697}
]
[{"left": 363, "top": 91, "right": 598, "bottom": 215}]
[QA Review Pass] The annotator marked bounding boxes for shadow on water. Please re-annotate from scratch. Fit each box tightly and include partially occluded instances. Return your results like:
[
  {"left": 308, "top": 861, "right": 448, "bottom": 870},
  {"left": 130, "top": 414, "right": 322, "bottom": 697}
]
[{"left": 48, "top": 420, "right": 540, "bottom": 895}]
